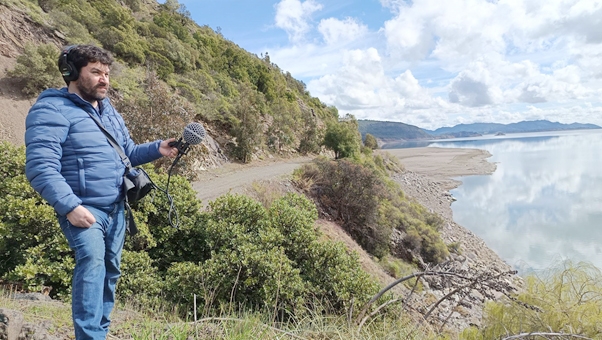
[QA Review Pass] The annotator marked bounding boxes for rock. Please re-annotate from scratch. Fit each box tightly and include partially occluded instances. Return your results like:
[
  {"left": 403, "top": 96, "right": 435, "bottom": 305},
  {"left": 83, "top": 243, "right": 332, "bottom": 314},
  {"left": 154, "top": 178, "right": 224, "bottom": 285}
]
[{"left": 0, "top": 309, "right": 24, "bottom": 340}]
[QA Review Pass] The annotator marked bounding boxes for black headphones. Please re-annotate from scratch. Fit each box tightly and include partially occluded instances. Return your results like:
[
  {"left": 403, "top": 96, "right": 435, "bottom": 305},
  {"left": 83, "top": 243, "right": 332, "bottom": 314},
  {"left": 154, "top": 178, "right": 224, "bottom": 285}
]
[{"left": 58, "top": 45, "right": 78, "bottom": 83}]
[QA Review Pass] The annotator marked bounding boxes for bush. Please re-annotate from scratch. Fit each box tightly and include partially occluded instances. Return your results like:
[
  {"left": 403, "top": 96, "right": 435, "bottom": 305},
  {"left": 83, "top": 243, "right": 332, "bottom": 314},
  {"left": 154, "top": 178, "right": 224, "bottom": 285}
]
[
  {"left": 111, "top": 71, "right": 203, "bottom": 179},
  {"left": 163, "top": 194, "right": 378, "bottom": 317},
  {"left": 0, "top": 142, "right": 72, "bottom": 297},
  {"left": 116, "top": 250, "right": 164, "bottom": 307},
  {"left": 8, "top": 43, "right": 64, "bottom": 97},
  {"left": 296, "top": 155, "right": 448, "bottom": 264},
  {"left": 296, "top": 158, "right": 391, "bottom": 257},
  {"left": 462, "top": 261, "right": 602, "bottom": 339}
]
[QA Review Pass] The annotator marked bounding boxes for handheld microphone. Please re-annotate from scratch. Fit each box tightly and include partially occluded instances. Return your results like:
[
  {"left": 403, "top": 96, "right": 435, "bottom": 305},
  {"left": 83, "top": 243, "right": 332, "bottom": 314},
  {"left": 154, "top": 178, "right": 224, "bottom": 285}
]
[{"left": 168, "top": 122, "right": 206, "bottom": 154}]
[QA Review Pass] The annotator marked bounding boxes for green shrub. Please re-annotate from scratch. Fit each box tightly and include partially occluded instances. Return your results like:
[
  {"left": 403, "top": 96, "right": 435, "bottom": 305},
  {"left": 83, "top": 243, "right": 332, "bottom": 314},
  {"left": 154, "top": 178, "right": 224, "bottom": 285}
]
[
  {"left": 163, "top": 193, "right": 378, "bottom": 317},
  {"left": 296, "top": 155, "right": 448, "bottom": 264},
  {"left": 0, "top": 142, "right": 72, "bottom": 297},
  {"left": 48, "top": 9, "right": 95, "bottom": 44},
  {"left": 116, "top": 250, "right": 164, "bottom": 307},
  {"left": 296, "top": 158, "right": 391, "bottom": 257},
  {"left": 462, "top": 261, "right": 602, "bottom": 339},
  {"left": 112, "top": 72, "right": 202, "bottom": 179},
  {"left": 8, "top": 43, "right": 64, "bottom": 96}
]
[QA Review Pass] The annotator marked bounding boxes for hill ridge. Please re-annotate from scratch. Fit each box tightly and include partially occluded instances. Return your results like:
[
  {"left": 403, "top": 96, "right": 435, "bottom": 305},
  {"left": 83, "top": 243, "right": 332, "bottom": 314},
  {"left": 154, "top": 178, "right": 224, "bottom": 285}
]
[{"left": 359, "top": 118, "right": 601, "bottom": 144}]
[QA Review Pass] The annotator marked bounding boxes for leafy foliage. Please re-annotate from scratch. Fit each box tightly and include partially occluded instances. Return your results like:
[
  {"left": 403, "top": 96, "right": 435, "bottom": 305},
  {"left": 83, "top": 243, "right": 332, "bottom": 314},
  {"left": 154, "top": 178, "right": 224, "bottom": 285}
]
[
  {"left": 295, "top": 155, "right": 448, "bottom": 263},
  {"left": 323, "top": 114, "right": 362, "bottom": 159},
  {"left": 297, "top": 158, "right": 390, "bottom": 257},
  {"left": 0, "top": 145, "right": 377, "bottom": 319},
  {"left": 165, "top": 194, "right": 379, "bottom": 317},
  {"left": 112, "top": 71, "right": 202, "bottom": 178},
  {"left": 7, "top": 43, "right": 64, "bottom": 96},
  {"left": 9, "top": 0, "right": 337, "bottom": 164},
  {"left": 363, "top": 133, "right": 378, "bottom": 150},
  {"left": 461, "top": 261, "right": 602, "bottom": 339}
]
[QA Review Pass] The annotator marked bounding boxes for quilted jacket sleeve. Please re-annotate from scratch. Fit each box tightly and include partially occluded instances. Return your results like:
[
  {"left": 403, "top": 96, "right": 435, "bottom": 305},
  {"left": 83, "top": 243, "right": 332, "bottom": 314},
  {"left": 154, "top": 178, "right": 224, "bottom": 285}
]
[
  {"left": 115, "top": 110, "right": 163, "bottom": 167},
  {"left": 25, "top": 101, "right": 82, "bottom": 216}
]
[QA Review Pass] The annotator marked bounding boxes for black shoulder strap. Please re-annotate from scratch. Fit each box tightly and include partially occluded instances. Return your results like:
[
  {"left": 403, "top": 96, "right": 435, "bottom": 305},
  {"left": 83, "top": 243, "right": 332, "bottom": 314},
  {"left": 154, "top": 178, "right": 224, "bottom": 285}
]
[{"left": 86, "top": 112, "right": 133, "bottom": 173}]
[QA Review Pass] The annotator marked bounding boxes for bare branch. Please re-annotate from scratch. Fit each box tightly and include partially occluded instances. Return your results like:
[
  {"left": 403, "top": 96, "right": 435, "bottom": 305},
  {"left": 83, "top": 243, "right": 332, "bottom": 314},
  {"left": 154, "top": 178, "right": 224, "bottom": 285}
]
[{"left": 355, "top": 270, "right": 474, "bottom": 323}]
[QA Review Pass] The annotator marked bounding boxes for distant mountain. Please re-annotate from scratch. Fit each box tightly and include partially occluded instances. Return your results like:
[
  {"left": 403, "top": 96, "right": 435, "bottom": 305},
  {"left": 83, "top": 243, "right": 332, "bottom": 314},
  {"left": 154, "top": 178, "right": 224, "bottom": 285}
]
[
  {"left": 427, "top": 120, "right": 601, "bottom": 135},
  {"left": 358, "top": 120, "right": 432, "bottom": 141},
  {"left": 359, "top": 119, "right": 601, "bottom": 144}
]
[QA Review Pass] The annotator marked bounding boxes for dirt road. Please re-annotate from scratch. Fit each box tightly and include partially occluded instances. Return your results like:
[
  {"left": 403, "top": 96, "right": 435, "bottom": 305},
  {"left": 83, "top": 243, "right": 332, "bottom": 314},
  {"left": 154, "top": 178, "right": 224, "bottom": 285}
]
[{"left": 191, "top": 156, "right": 314, "bottom": 205}]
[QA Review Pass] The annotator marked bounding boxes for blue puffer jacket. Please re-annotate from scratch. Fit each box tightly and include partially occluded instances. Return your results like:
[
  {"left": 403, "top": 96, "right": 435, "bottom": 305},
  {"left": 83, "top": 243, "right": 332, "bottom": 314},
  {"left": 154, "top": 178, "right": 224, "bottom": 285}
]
[{"left": 25, "top": 88, "right": 163, "bottom": 216}]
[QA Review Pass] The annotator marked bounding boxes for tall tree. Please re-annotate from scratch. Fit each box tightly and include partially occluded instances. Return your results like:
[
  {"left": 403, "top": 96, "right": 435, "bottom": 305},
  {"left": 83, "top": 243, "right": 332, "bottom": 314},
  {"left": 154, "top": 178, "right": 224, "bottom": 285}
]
[{"left": 323, "top": 114, "right": 362, "bottom": 159}]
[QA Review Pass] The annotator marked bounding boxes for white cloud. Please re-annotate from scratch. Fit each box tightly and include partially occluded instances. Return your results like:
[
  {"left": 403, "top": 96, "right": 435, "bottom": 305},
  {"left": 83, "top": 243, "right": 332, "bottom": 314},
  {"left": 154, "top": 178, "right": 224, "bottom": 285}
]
[
  {"left": 318, "top": 17, "right": 368, "bottom": 45},
  {"left": 274, "top": 0, "right": 323, "bottom": 42},
  {"left": 266, "top": 0, "right": 602, "bottom": 128},
  {"left": 308, "top": 48, "right": 450, "bottom": 127}
]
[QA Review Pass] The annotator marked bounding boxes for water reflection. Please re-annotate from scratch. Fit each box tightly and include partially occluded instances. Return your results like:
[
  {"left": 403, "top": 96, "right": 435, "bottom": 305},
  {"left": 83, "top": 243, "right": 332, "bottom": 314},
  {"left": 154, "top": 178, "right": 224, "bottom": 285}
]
[{"left": 430, "top": 130, "right": 602, "bottom": 274}]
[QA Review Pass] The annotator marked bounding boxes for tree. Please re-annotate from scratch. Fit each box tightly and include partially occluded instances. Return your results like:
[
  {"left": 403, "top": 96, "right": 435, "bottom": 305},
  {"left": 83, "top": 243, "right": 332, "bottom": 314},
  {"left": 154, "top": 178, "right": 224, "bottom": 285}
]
[
  {"left": 231, "top": 83, "right": 265, "bottom": 163},
  {"left": 364, "top": 133, "right": 378, "bottom": 150},
  {"left": 323, "top": 114, "right": 362, "bottom": 159}
]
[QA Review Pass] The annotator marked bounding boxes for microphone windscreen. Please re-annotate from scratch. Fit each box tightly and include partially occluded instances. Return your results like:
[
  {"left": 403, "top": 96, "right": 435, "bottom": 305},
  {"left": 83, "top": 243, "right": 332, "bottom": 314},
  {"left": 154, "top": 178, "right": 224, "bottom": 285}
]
[{"left": 182, "top": 122, "right": 206, "bottom": 145}]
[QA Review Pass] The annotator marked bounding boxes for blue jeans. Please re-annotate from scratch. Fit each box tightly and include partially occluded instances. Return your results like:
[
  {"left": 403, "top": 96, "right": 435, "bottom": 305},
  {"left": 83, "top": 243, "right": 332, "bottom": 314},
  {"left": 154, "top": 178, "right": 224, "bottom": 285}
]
[{"left": 59, "top": 202, "right": 126, "bottom": 340}]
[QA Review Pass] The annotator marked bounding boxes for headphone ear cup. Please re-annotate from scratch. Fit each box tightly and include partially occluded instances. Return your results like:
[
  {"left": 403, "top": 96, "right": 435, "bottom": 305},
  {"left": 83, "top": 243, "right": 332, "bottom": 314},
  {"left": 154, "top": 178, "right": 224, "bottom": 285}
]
[
  {"left": 59, "top": 47, "right": 79, "bottom": 82},
  {"left": 66, "top": 62, "right": 78, "bottom": 81}
]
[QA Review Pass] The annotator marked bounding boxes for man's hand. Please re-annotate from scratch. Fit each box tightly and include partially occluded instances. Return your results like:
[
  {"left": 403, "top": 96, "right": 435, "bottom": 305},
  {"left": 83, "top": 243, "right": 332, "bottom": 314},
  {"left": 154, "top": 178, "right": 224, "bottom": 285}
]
[
  {"left": 66, "top": 205, "right": 96, "bottom": 228},
  {"left": 160, "top": 138, "right": 179, "bottom": 158}
]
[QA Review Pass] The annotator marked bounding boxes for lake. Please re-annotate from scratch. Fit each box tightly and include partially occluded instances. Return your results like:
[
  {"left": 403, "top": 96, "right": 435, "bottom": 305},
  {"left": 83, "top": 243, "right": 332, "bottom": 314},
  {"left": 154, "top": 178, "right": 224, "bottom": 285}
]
[{"left": 425, "top": 129, "right": 602, "bottom": 274}]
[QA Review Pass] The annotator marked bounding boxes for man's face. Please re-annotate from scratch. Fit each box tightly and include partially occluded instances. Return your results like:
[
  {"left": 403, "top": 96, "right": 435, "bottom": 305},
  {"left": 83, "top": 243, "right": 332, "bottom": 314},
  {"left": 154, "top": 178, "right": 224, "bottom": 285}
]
[{"left": 75, "top": 61, "right": 110, "bottom": 104}]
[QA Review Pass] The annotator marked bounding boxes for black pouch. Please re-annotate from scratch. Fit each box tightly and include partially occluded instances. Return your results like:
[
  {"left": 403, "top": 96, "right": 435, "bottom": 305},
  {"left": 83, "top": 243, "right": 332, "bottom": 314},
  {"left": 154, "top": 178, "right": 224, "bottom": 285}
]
[{"left": 123, "top": 167, "right": 154, "bottom": 203}]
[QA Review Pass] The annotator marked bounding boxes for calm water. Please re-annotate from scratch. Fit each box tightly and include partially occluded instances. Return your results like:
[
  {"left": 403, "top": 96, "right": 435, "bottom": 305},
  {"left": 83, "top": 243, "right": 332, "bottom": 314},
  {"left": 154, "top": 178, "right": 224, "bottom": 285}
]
[{"left": 426, "top": 129, "right": 602, "bottom": 274}]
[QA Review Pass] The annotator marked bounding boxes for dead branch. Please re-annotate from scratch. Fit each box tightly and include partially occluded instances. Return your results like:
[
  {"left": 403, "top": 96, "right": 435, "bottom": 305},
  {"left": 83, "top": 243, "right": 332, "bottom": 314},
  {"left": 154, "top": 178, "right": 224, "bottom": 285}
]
[{"left": 355, "top": 270, "right": 474, "bottom": 323}]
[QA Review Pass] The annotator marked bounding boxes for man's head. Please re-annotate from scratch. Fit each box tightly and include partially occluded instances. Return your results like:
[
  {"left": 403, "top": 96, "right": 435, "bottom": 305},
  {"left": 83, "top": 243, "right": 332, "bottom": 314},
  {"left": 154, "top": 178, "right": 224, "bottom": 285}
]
[{"left": 58, "top": 45, "right": 114, "bottom": 105}]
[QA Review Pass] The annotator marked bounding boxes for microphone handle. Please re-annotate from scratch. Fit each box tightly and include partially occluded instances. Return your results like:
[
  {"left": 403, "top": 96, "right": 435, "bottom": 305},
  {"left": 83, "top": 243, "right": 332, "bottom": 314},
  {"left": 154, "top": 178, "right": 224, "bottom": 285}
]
[{"left": 168, "top": 138, "right": 182, "bottom": 148}]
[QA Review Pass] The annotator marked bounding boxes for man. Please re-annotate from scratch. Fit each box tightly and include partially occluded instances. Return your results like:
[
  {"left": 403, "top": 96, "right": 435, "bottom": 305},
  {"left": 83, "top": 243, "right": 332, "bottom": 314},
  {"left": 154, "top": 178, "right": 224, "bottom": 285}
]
[{"left": 24, "top": 44, "right": 178, "bottom": 339}]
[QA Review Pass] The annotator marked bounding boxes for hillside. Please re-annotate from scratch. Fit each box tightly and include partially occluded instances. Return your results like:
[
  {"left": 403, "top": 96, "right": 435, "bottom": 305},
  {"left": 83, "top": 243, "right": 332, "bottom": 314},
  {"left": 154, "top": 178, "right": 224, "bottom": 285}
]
[
  {"left": 428, "top": 120, "right": 601, "bottom": 135},
  {"left": 358, "top": 119, "right": 432, "bottom": 141},
  {"left": 0, "top": 0, "right": 337, "bottom": 167}
]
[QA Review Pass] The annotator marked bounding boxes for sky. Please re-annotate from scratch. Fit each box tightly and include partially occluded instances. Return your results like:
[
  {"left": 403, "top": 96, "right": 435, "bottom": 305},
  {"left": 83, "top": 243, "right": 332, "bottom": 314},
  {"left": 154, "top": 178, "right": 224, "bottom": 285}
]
[{"left": 169, "top": 0, "right": 602, "bottom": 130}]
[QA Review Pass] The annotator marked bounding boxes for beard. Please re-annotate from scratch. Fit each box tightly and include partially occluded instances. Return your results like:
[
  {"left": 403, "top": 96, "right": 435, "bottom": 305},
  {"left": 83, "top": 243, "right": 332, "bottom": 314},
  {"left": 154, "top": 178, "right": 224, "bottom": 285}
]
[{"left": 76, "top": 77, "right": 108, "bottom": 103}]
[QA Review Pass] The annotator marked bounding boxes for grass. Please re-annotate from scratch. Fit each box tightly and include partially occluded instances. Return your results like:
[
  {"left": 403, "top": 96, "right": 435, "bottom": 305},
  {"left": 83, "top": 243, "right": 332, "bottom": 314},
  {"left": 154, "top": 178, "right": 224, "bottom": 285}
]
[{"left": 1, "top": 288, "right": 442, "bottom": 339}]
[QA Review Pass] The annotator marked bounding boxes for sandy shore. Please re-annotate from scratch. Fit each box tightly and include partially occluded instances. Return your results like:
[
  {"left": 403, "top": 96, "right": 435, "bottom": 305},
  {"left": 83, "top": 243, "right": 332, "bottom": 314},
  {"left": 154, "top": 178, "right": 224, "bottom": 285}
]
[
  {"left": 382, "top": 147, "right": 497, "bottom": 190},
  {"left": 384, "top": 145, "right": 518, "bottom": 278}
]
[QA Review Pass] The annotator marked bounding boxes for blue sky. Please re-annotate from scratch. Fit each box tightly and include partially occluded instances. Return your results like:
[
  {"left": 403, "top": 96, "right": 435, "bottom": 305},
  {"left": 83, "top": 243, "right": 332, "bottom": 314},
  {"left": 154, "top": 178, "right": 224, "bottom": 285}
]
[{"left": 169, "top": 0, "right": 602, "bottom": 130}]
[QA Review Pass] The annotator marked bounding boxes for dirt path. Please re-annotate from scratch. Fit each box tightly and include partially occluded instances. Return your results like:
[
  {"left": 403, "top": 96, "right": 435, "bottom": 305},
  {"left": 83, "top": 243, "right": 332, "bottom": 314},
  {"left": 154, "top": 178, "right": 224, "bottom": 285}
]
[{"left": 191, "top": 156, "right": 314, "bottom": 206}]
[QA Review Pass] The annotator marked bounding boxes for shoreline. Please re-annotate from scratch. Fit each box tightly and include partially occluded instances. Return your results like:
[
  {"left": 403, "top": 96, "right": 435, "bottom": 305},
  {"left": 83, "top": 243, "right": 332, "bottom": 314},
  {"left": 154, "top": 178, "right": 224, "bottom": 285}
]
[
  {"left": 382, "top": 146, "right": 497, "bottom": 190},
  {"left": 380, "top": 147, "right": 508, "bottom": 264},
  {"left": 382, "top": 146, "right": 520, "bottom": 329}
]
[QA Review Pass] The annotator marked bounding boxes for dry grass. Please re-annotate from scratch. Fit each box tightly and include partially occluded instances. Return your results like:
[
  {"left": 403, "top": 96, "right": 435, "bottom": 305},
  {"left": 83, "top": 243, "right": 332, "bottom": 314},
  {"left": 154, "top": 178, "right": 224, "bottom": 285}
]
[
  {"left": 0, "top": 288, "right": 439, "bottom": 339},
  {"left": 246, "top": 179, "right": 299, "bottom": 208}
]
